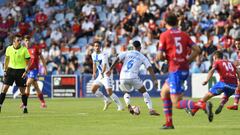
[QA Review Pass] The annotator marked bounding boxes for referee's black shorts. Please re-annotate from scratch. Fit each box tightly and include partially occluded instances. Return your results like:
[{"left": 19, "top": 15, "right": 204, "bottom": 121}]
[{"left": 4, "top": 68, "right": 26, "bottom": 87}]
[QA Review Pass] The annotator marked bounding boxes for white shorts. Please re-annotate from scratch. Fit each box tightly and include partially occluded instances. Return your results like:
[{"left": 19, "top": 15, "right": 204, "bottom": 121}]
[
  {"left": 119, "top": 78, "right": 143, "bottom": 92},
  {"left": 93, "top": 76, "right": 113, "bottom": 89}
]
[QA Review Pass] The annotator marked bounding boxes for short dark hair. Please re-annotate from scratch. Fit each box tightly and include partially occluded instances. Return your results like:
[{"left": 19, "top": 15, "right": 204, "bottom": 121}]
[
  {"left": 14, "top": 34, "right": 22, "bottom": 39},
  {"left": 213, "top": 51, "right": 223, "bottom": 59},
  {"left": 94, "top": 41, "right": 101, "bottom": 45},
  {"left": 24, "top": 35, "right": 30, "bottom": 40},
  {"left": 93, "top": 41, "right": 101, "bottom": 47},
  {"left": 165, "top": 13, "right": 178, "bottom": 26},
  {"left": 132, "top": 40, "right": 141, "bottom": 48}
]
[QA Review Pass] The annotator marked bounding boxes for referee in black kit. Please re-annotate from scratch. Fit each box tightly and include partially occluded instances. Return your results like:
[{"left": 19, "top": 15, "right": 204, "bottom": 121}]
[{"left": 0, "top": 35, "right": 31, "bottom": 113}]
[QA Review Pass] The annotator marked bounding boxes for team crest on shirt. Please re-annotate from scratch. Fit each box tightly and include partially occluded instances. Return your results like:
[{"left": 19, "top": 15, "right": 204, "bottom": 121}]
[{"left": 95, "top": 60, "right": 102, "bottom": 65}]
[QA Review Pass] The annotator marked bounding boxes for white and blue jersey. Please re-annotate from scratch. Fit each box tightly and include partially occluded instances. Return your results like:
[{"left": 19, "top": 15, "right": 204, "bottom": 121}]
[
  {"left": 91, "top": 52, "right": 112, "bottom": 88},
  {"left": 91, "top": 52, "right": 110, "bottom": 78},
  {"left": 118, "top": 50, "right": 151, "bottom": 79},
  {"left": 118, "top": 50, "right": 151, "bottom": 91}
]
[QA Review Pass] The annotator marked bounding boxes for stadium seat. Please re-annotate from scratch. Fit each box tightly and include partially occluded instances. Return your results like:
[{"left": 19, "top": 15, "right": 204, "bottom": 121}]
[
  {"left": 95, "top": 5, "right": 102, "bottom": 12},
  {"left": 98, "top": 11, "right": 107, "bottom": 22},
  {"left": 77, "top": 37, "right": 88, "bottom": 48}
]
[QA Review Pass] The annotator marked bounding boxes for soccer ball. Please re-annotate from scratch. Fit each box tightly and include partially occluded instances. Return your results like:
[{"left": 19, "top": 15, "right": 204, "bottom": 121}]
[{"left": 132, "top": 106, "right": 140, "bottom": 115}]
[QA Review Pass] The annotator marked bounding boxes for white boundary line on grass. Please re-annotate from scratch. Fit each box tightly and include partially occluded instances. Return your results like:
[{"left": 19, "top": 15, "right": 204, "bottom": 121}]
[{"left": 0, "top": 113, "right": 88, "bottom": 119}]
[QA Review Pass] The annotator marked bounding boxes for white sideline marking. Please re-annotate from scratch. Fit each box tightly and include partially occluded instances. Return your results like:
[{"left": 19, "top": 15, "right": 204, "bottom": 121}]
[{"left": 0, "top": 113, "right": 88, "bottom": 119}]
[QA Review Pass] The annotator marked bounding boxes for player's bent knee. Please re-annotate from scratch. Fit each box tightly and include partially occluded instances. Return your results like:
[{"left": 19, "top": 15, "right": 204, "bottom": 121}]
[
  {"left": 106, "top": 89, "right": 113, "bottom": 96},
  {"left": 91, "top": 85, "right": 99, "bottom": 94}
]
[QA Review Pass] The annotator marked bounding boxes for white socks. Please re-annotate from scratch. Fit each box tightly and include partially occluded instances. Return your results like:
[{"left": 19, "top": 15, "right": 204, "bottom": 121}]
[
  {"left": 95, "top": 90, "right": 153, "bottom": 110},
  {"left": 95, "top": 90, "right": 123, "bottom": 109},
  {"left": 95, "top": 90, "right": 109, "bottom": 102},
  {"left": 124, "top": 93, "right": 131, "bottom": 106},
  {"left": 110, "top": 93, "right": 123, "bottom": 108},
  {"left": 143, "top": 92, "right": 153, "bottom": 110}
]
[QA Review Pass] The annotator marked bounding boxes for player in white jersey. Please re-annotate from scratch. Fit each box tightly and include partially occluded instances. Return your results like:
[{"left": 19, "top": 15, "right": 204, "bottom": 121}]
[
  {"left": 227, "top": 38, "right": 240, "bottom": 110},
  {"left": 106, "top": 40, "right": 160, "bottom": 116},
  {"left": 91, "top": 41, "right": 123, "bottom": 111}
]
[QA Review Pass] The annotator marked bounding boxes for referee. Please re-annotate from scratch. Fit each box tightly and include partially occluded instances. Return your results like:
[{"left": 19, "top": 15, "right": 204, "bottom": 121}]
[{"left": 0, "top": 35, "right": 31, "bottom": 113}]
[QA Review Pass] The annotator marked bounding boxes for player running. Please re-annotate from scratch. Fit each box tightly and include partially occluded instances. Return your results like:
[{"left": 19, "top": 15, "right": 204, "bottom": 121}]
[
  {"left": 91, "top": 41, "right": 123, "bottom": 111},
  {"left": 22, "top": 35, "right": 47, "bottom": 108},
  {"left": 227, "top": 38, "right": 240, "bottom": 110},
  {"left": 157, "top": 13, "right": 212, "bottom": 129},
  {"left": 106, "top": 40, "right": 160, "bottom": 116},
  {"left": 187, "top": 51, "right": 240, "bottom": 116}
]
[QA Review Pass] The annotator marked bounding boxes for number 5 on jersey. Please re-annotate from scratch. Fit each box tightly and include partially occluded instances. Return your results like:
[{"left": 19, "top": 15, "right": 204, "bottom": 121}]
[{"left": 174, "top": 37, "right": 183, "bottom": 54}]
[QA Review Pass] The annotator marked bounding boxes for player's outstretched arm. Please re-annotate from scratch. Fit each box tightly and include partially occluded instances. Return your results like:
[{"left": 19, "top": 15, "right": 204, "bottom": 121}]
[
  {"left": 202, "top": 68, "right": 215, "bottom": 85},
  {"left": 106, "top": 57, "right": 120, "bottom": 76},
  {"left": 188, "top": 45, "right": 201, "bottom": 63},
  {"left": 147, "top": 67, "right": 158, "bottom": 88}
]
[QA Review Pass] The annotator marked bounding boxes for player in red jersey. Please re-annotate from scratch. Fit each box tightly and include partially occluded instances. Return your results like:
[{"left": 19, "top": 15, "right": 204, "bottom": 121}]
[
  {"left": 157, "top": 13, "right": 213, "bottom": 129},
  {"left": 22, "top": 35, "right": 47, "bottom": 108},
  {"left": 227, "top": 38, "right": 240, "bottom": 110},
  {"left": 187, "top": 51, "right": 240, "bottom": 116}
]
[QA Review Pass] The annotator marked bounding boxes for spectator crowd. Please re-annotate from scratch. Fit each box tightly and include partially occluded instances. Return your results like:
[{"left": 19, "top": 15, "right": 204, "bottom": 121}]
[{"left": 0, "top": 0, "right": 240, "bottom": 76}]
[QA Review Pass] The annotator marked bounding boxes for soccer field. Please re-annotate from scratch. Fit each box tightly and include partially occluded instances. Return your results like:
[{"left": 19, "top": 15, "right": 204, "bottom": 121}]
[{"left": 0, "top": 98, "right": 239, "bottom": 135}]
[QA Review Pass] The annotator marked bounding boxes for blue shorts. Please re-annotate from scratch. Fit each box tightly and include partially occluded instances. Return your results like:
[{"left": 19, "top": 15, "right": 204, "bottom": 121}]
[
  {"left": 27, "top": 69, "right": 39, "bottom": 80},
  {"left": 210, "top": 81, "right": 237, "bottom": 97},
  {"left": 167, "top": 70, "right": 189, "bottom": 94}
]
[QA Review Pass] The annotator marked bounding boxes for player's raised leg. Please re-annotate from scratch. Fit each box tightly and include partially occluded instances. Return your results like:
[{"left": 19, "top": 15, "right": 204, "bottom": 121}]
[
  {"left": 227, "top": 88, "right": 240, "bottom": 110},
  {"left": 215, "top": 95, "right": 228, "bottom": 114}
]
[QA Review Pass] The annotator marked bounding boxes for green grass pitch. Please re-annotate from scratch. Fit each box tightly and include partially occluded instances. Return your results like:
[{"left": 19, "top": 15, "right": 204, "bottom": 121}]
[{"left": 0, "top": 98, "right": 239, "bottom": 135}]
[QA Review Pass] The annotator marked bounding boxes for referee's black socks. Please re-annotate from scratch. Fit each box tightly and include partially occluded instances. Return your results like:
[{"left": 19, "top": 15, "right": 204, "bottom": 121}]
[
  {"left": 0, "top": 93, "right": 6, "bottom": 105},
  {"left": 21, "top": 94, "right": 28, "bottom": 107}
]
